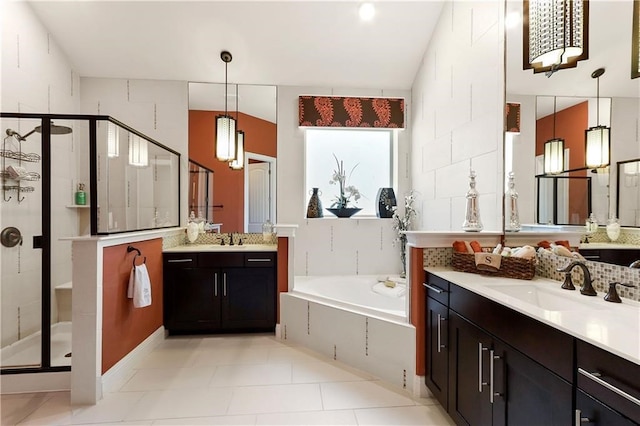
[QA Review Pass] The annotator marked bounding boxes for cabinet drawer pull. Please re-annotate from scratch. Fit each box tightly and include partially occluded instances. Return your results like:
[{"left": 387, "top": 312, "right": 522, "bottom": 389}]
[
  {"left": 578, "top": 368, "right": 640, "bottom": 407},
  {"left": 437, "top": 314, "right": 446, "bottom": 353},
  {"left": 247, "top": 258, "right": 271, "bottom": 262},
  {"left": 423, "top": 283, "right": 446, "bottom": 293},
  {"left": 489, "top": 350, "right": 502, "bottom": 404},
  {"left": 223, "top": 272, "right": 227, "bottom": 296},
  {"left": 478, "top": 343, "right": 488, "bottom": 392},
  {"left": 167, "top": 258, "right": 193, "bottom": 263},
  {"left": 575, "top": 410, "right": 591, "bottom": 425},
  {"left": 214, "top": 273, "right": 218, "bottom": 297}
]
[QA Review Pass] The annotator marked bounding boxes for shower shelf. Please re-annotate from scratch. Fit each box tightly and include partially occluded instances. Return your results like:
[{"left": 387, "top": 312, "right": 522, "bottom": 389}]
[
  {"left": 2, "top": 185, "right": 35, "bottom": 193},
  {"left": 0, "top": 150, "right": 41, "bottom": 163},
  {"left": 0, "top": 171, "right": 40, "bottom": 181}
]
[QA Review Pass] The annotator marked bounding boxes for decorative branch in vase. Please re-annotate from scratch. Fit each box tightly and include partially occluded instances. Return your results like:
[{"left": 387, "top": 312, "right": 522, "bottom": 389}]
[
  {"left": 392, "top": 190, "right": 417, "bottom": 277},
  {"left": 327, "top": 154, "right": 363, "bottom": 218}
]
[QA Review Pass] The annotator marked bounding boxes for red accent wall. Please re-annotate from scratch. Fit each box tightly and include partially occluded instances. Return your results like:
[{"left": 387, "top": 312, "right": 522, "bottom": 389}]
[
  {"left": 102, "top": 239, "right": 163, "bottom": 374},
  {"left": 189, "top": 110, "right": 276, "bottom": 233},
  {"left": 536, "top": 101, "right": 589, "bottom": 221},
  {"left": 410, "top": 247, "right": 425, "bottom": 375},
  {"left": 277, "top": 237, "right": 289, "bottom": 323}
]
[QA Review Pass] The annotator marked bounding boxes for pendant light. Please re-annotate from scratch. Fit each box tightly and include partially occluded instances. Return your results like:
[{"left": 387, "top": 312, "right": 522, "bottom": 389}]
[
  {"left": 524, "top": 0, "right": 588, "bottom": 75},
  {"left": 230, "top": 84, "right": 245, "bottom": 170},
  {"left": 215, "top": 51, "right": 237, "bottom": 162},
  {"left": 585, "top": 68, "right": 610, "bottom": 169},
  {"left": 543, "top": 97, "right": 565, "bottom": 175}
]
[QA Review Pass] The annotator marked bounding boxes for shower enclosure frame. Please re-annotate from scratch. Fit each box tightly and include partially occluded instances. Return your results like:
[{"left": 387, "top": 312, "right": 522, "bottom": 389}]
[{"left": 0, "top": 112, "right": 181, "bottom": 375}]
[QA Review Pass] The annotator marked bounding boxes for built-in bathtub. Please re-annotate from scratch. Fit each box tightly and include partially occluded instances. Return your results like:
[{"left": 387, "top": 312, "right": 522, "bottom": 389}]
[{"left": 280, "top": 275, "right": 420, "bottom": 396}]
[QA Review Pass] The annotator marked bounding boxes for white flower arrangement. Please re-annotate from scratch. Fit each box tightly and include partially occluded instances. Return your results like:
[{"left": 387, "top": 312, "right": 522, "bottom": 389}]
[
  {"left": 392, "top": 190, "right": 417, "bottom": 276},
  {"left": 329, "top": 154, "right": 362, "bottom": 208}
]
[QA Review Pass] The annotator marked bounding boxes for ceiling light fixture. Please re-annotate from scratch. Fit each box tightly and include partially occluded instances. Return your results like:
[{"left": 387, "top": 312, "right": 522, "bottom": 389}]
[
  {"left": 229, "top": 84, "right": 244, "bottom": 170},
  {"left": 585, "top": 68, "right": 610, "bottom": 169},
  {"left": 215, "top": 51, "right": 237, "bottom": 162},
  {"left": 524, "top": 0, "right": 588, "bottom": 76},
  {"left": 543, "top": 97, "right": 565, "bottom": 175},
  {"left": 359, "top": 2, "right": 375, "bottom": 21}
]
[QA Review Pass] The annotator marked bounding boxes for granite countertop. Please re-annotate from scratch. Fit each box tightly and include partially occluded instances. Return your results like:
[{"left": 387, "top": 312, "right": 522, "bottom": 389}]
[
  {"left": 425, "top": 267, "right": 640, "bottom": 365},
  {"left": 164, "top": 243, "right": 277, "bottom": 253},
  {"left": 579, "top": 242, "right": 640, "bottom": 250}
]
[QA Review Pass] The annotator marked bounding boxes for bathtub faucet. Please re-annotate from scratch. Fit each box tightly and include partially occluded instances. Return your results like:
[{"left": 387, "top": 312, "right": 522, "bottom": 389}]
[{"left": 557, "top": 261, "right": 596, "bottom": 296}]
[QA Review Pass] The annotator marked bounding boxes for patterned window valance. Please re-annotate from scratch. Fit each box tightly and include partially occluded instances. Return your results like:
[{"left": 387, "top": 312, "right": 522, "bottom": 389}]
[{"left": 299, "top": 96, "right": 405, "bottom": 128}]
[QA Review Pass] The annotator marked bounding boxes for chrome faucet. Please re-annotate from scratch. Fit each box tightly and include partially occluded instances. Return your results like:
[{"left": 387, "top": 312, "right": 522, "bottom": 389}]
[
  {"left": 557, "top": 261, "right": 597, "bottom": 296},
  {"left": 629, "top": 260, "right": 640, "bottom": 268}
]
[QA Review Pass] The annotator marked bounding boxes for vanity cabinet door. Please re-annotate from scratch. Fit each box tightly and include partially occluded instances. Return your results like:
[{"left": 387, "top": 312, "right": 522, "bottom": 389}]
[
  {"left": 425, "top": 295, "right": 448, "bottom": 409},
  {"left": 448, "top": 312, "right": 493, "bottom": 426},
  {"left": 576, "top": 390, "right": 638, "bottom": 426},
  {"left": 220, "top": 266, "right": 276, "bottom": 331},
  {"left": 164, "top": 267, "right": 221, "bottom": 331}
]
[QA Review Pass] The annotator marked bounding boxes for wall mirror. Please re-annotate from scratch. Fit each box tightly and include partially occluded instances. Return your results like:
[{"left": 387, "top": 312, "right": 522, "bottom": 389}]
[
  {"left": 617, "top": 158, "right": 640, "bottom": 226},
  {"left": 188, "top": 82, "right": 277, "bottom": 234},
  {"left": 505, "top": 0, "right": 640, "bottom": 232}
]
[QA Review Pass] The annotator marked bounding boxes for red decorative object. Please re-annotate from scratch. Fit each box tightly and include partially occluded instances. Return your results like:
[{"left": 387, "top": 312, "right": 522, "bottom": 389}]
[{"left": 299, "top": 96, "right": 404, "bottom": 128}]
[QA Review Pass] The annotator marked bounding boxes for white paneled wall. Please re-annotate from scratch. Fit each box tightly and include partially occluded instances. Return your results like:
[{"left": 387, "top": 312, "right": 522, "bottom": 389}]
[
  {"left": 79, "top": 77, "right": 189, "bottom": 226},
  {"left": 411, "top": 1, "right": 505, "bottom": 232},
  {"left": 1, "top": 1, "right": 80, "bottom": 348},
  {"left": 277, "top": 86, "right": 412, "bottom": 277}
]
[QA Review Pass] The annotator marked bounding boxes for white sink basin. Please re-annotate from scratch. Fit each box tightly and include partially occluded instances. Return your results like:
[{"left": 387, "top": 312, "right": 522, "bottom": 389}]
[{"left": 486, "top": 284, "right": 606, "bottom": 311}]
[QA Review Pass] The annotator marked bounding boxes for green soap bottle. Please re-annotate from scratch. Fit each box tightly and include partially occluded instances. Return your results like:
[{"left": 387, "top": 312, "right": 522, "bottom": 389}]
[{"left": 75, "top": 183, "right": 86, "bottom": 205}]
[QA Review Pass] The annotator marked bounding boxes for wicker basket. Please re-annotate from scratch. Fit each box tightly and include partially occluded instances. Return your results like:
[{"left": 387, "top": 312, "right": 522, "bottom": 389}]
[{"left": 451, "top": 252, "right": 536, "bottom": 280}]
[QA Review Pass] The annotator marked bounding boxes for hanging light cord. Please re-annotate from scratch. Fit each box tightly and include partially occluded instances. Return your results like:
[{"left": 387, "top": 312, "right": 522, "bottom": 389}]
[
  {"left": 224, "top": 61, "right": 228, "bottom": 117},
  {"left": 596, "top": 74, "right": 600, "bottom": 125},
  {"left": 552, "top": 97, "right": 557, "bottom": 138}
]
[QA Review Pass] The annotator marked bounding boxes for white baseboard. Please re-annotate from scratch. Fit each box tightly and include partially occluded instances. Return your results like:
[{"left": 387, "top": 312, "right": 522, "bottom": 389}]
[
  {"left": 0, "top": 371, "right": 71, "bottom": 394},
  {"left": 100, "top": 326, "right": 165, "bottom": 395},
  {"left": 275, "top": 323, "right": 282, "bottom": 340},
  {"left": 413, "top": 375, "right": 432, "bottom": 398}
]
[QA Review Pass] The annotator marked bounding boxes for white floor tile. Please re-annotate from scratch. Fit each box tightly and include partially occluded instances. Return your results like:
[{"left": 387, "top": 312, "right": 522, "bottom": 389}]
[
  {"left": 17, "top": 393, "right": 72, "bottom": 425},
  {"left": 256, "top": 409, "right": 358, "bottom": 425},
  {"left": 134, "top": 347, "right": 200, "bottom": 370},
  {"left": 292, "top": 360, "right": 373, "bottom": 384},
  {"left": 152, "top": 414, "right": 256, "bottom": 425},
  {"left": 1, "top": 394, "right": 50, "bottom": 425},
  {"left": 227, "top": 383, "right": 323, "bottom": 415},
  {"left": 123, "top": 388, "right": 232, "bottom": 421},
  {"left": 120, "top": 367, "right": 215, "bottom": 392},
  {"left": 266, "top": 346, "right": 326, "bottom": 364},
  {"left": 210, "top": 363, "right": 292, "bottom": 387},
  {"left": 189, "top": 347, "right": 270, "bottom": 367},
  {"left": 354, "top": 404, "right": 455, "bottom": 425},
  {"left": 320, "top": 381, "right": 416, "bottom": 410},
  {"left": 197, "top": 333, "right": 282, "bottom": 350},
  {"left": 69, "top": 392, "right": 145, "bottom": 424}
]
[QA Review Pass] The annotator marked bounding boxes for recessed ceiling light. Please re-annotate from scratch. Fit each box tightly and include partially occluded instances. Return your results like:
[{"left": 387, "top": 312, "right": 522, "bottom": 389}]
[
  {"left": 505, "top": 11, "right": 521, "bottom": 29},
  {"left": 359, "top": 2, "right": 375, "bottom": 21}
]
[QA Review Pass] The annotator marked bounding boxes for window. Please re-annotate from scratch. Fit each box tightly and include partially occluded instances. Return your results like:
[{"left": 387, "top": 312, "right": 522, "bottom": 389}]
[{"left": 305, "top": 128, "right": 394, "bottom": 216}]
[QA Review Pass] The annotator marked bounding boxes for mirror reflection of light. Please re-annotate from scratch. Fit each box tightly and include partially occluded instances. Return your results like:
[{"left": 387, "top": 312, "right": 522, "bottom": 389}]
[
  {"left": 505, "top": 11, "right": 520, "bottom": 29},
  {"left": 586, "top": 321, "right": 608, "bottom": 344}
]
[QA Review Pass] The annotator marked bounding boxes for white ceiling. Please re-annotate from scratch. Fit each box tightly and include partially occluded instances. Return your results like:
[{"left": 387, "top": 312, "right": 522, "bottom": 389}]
[{"left": 27, "top": 0, "right": 445, "bottom": 90}]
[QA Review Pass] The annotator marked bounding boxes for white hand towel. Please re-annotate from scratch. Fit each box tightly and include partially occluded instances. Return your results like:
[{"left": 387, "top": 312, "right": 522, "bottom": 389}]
[
  {"left": 372, "top": 282, "right": 406, "bottom": 298},
  {"left": 127, "top": 264, "right": 152, "bottom": 308}
]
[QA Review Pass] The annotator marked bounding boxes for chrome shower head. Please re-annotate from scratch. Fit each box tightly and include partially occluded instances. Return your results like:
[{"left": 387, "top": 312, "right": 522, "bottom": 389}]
[{"left": 5, "top": 122, "right": 72, "bottom": 141}]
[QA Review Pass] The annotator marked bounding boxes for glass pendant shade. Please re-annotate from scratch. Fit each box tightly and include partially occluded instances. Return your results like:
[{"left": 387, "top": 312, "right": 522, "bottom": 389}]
[
  {"left": 107, "top": 122, "right": 119, "bottom": 158},
  {"left": 544, "top": 138, "right": 564, "bottom": 174},
  {"left": 128, "top": 133, "right": 148, "bottom": 167},
  {"left": 229, "top": 131, "right": 244, "bottom": 170},
  {"left": 215, "top": 115, "right": 236, "bottom": 161},
  {"left": 585, "top": 125, "right": 610, "bottom": 169},
  {"left": 526, "top": 0, "right": 587, "bottom": 71}
]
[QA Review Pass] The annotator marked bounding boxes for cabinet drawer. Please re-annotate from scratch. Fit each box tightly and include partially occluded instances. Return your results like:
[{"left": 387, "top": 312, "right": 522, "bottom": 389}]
[
  {"left": 424, "top": 272, "right": 450, "bottom": 305},
  {"left": 199, "top": 252, "right": 244, "bottom": 267},
  {"left": 577, "top": 340, "right": 640, "bottom": 423},
  {"left": 164, "top": 253, "right": 198, "bottom": 267},
  {"left": 244, "top": 253, "right": 276, "bottom": 267}
]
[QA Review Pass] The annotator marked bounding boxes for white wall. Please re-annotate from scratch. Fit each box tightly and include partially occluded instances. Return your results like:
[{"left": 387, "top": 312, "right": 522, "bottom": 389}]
[
  {"left": 411, "top": 1, "right": 505, "bottom": 232},
  {"left": 277, "top": 86, "right": 412, "bottom": 276},
  {"left": 79, "top": 77, "right": 189, "bottom": 228},
  {"left": 1, "top": 1, "right": 81, "bottom": 348}
]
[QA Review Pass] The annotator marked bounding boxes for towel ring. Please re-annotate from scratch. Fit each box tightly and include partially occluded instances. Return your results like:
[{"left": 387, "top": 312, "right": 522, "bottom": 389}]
[{"left": 127, "top": 245, "right": 146, "bottom": 268}]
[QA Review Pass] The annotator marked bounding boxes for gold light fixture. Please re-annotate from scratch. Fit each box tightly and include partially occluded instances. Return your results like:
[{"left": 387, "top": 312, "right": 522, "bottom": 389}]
[
  {"left": 128, "top": 133, "right": 148, "bottom": 167},
  {"left": 585, "top": 68, "right": 610, "bottom": 169},
  {"left": 524, "top": 0, "right": 589, "bottom": 75},
  {"left": 230, "top": 84, "right": 245, "bottom": 170},
  {"left": 544, "top": 97, "right": 565, "bottom": 174},
  {"left": 632, "top": 0, "right": 640, "bottom": 79},
  {"left": 215, "top": 51, "right": 237, "bottom": 162}
]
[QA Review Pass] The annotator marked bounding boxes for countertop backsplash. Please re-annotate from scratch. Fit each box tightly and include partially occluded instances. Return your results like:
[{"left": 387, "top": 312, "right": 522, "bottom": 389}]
[{"left": 165, "top": 230, "right": 278, "bottom": 247}]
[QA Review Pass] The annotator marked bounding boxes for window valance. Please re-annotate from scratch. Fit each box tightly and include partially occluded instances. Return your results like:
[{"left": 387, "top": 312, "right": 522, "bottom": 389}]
[
  {"left": 299, "top": 96, "right": 405, "bottom": 128},
  {"left": 506, "top": 102, "right": 521, "bottom": 133}
]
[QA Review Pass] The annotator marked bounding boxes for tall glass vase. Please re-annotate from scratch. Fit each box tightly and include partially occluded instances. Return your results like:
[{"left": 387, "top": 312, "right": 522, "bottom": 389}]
[
  {"left": 400, "top": 238, "right": 407, "bottom": 278},
  {"left": 462, "top": 170, "right": 483, "bottom": 231},
  {"left": 505, "top": 172, "right": 521, "bottom": 231}
]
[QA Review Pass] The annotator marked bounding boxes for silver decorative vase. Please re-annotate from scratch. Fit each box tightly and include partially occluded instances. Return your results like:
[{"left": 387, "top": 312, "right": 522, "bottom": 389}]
[{"left": 462, "top": 170, "right": 483, "bottom": 232}]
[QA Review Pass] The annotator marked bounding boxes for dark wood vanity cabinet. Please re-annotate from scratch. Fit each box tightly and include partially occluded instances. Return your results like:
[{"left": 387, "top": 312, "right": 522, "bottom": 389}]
[
  {"left": 163, "top": 251, "right": 276, "bottom": 334},
  {"left": 424, "top": 274, "right": 450, "bottom": 408},
  {"left": 575, "top": 340, "right": 640, "bottom": 425}
]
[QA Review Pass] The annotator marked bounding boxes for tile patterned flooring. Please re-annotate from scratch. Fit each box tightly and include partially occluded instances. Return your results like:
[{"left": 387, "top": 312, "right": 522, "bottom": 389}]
[{"left": 1, "top": 334, "right": 454, "bottom": 425}]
